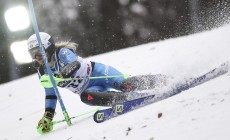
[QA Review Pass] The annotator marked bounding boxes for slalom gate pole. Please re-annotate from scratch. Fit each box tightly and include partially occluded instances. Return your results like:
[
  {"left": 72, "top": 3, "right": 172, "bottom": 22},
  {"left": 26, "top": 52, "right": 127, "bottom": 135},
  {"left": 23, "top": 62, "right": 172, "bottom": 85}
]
[{"left": 28, "top": 0, "right": 71, "bottom": 126}]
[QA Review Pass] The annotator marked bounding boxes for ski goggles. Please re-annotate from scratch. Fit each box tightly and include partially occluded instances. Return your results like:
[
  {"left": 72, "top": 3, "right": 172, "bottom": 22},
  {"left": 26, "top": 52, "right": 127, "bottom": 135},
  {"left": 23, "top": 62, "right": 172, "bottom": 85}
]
[
  {"left": 29, "top": 45, "right": 55, "bottom": 62},
  {"left": 28, "top": 46, "right": 41, "bottom": 60}
]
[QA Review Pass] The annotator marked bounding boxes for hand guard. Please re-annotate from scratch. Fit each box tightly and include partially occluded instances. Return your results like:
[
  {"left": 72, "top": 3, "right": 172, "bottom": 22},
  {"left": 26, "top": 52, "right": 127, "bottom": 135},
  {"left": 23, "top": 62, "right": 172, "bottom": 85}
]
[
  {"left": 59, "top": 61, "right": 81, "bottom": 78},
  {"left": 37, "top": 111, "right": 54, "bottom": 135}
]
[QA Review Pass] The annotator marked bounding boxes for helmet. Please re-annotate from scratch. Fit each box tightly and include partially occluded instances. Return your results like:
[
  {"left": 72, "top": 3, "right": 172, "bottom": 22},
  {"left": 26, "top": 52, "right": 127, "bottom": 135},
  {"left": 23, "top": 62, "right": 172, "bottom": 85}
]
[{"left": 27, "top": 32, "right": 55, "bottom": 62}]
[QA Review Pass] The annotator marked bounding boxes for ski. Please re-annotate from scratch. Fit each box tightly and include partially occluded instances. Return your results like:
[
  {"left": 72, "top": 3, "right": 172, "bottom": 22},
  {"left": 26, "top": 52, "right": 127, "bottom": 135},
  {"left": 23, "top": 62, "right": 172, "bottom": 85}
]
[
  {"left": 93, "top": 61, "right": 230, "bottom": 123},
  {"left": 93, "top": 94, "right": 155, "bottom": 123}
]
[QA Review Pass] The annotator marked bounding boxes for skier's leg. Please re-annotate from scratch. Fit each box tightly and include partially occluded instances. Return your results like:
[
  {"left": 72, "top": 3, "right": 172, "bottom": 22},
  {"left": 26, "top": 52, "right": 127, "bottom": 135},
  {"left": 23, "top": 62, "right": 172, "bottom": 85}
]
[
  {"left": 91, "top": 63, "right": 167, "bottom": 92},
  {"left": 89, "top": 62, "right": 126, "bottom": 90},
  {"left": 80, "top": 86, "right": 127, "bottom": 106}
]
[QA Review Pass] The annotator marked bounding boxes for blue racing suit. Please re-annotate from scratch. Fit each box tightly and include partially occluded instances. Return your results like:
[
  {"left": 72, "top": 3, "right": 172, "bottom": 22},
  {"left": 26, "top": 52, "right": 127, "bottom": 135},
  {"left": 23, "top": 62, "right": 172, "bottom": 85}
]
[{"left": 37, "top": 48, "right": 125, "bottom": 113}]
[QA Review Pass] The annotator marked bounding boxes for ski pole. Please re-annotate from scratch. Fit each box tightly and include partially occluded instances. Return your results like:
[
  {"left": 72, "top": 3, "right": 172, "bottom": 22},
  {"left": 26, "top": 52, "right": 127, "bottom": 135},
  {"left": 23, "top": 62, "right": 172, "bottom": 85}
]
[
  {"left": 53, "top": 107, "right": 101, "bottom": 125},
  {"left": 28, "top": 0, "right": 71, "bottom": 126},
  {"left": 63, "top": 73, "right": 130, "bottom": 81},
  {"left": 77, "top": 74, "right": 130, "bottom": 80},
  {"left": 40, "top": 74, "right": 130, "bottom": 88}
]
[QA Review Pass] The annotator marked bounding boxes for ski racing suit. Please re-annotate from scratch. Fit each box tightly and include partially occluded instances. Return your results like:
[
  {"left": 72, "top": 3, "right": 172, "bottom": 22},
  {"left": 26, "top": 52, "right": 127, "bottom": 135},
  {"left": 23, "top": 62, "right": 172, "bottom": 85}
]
[{"left": 37, "top": 48, "right": 126, "bottom": 114}]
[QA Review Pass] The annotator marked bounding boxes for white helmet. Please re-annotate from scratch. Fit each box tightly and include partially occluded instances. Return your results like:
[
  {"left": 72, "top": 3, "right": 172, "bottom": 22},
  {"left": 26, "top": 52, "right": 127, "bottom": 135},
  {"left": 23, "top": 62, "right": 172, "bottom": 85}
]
[{"left": 27, "top": 32, "right": 55, "bottom": 61}]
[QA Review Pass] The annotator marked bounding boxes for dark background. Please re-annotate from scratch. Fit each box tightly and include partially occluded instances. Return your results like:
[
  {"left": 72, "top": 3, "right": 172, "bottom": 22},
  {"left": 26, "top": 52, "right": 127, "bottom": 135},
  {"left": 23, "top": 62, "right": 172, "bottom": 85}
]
[{"left": 0, "top": 0, "right": 229, "bottom": 84}]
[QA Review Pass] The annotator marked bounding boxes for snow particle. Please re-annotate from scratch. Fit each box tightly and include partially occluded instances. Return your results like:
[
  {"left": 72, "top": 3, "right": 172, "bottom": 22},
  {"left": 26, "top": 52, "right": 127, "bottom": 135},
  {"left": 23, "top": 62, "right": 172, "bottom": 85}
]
[
  {"left": 67, "top": 137, "right": 72, "bottom": 140},
  {"left": 126, "top": 127, "right": 132, "bottom": 136},
  {"left": 150, "top": 47, "right": 155, "bottom": 50},
  {"left": 141, "top": 125, "right": 147, "bottom": 128},
  {"left": 211, "top": 103, "right": 215, "bottom": 106},
  {"left": 19, "top": 118, "right": 22, "bottom": 121},
  {"left": 157, "top": 113, "right": 163, "bottom": 118}
]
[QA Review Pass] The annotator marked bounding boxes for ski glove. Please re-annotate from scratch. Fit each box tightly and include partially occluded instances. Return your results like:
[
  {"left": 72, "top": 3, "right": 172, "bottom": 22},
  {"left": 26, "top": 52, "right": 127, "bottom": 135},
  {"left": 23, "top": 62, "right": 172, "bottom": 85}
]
[{"left": 37, "top": 111, "right": 54, "bottom": 135}]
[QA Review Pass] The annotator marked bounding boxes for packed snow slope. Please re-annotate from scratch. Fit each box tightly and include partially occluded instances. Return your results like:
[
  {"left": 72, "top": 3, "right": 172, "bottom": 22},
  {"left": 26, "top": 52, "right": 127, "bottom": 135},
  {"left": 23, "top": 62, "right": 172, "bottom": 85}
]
[{"left": 1, "top": 24, "right": 230, "bottom": 140}]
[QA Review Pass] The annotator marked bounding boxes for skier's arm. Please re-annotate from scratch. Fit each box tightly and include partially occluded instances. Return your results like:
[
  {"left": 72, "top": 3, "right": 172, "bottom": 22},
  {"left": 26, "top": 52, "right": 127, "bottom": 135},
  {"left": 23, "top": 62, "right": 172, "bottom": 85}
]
[
  {"left": 37, "top": 70, "right": 57, "bottom": 134},
  {"left": 37, "top": 67, "right": 57, "bottom": 115},
  {"left": 44, "top": 87, "right": 57, "bottom": 115},
  {"left": 57, "top": 48, "right": 80, "bottom": 78}
]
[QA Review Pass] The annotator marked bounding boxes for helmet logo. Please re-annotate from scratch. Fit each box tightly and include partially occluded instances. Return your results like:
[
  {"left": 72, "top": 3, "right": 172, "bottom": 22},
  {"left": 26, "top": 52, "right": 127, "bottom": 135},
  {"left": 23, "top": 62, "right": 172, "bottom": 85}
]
[
  {"left": 28, "top": 40, "right": 38, "bottom": 50},
  {"left": 61, "top": 49, "right": 68, "bottom": 56}
]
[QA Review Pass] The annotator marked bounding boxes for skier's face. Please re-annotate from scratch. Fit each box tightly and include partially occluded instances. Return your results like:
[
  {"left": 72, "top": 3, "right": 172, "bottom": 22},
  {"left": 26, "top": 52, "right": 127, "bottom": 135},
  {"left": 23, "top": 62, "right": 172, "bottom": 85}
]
[
  {"left": 35, "top": 52, "right": 43, "bottom": 64},
  {"left": 34, "top": 52, "right": 54, "bottom": 68}
]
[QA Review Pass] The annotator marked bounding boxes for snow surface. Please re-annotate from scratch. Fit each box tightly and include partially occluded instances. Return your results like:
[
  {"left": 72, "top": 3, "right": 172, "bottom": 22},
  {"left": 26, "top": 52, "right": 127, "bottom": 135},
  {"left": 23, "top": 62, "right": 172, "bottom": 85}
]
[{"left": 1, "top": 24, "right": 230, "bottom": 140}]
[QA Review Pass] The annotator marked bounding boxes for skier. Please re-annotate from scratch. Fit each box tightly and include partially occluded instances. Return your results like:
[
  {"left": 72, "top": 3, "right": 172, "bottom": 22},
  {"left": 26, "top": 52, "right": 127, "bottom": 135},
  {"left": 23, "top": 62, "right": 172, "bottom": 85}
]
[{"left": 27, "top": 32, "right": 164, "bottom": 134}]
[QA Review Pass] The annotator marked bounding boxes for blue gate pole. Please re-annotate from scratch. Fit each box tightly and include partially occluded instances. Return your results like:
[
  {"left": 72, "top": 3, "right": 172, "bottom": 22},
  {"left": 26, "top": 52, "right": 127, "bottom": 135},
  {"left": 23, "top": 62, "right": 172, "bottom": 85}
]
[{"left": 28, "top": 0, "right": 71, "bottom": 126}]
